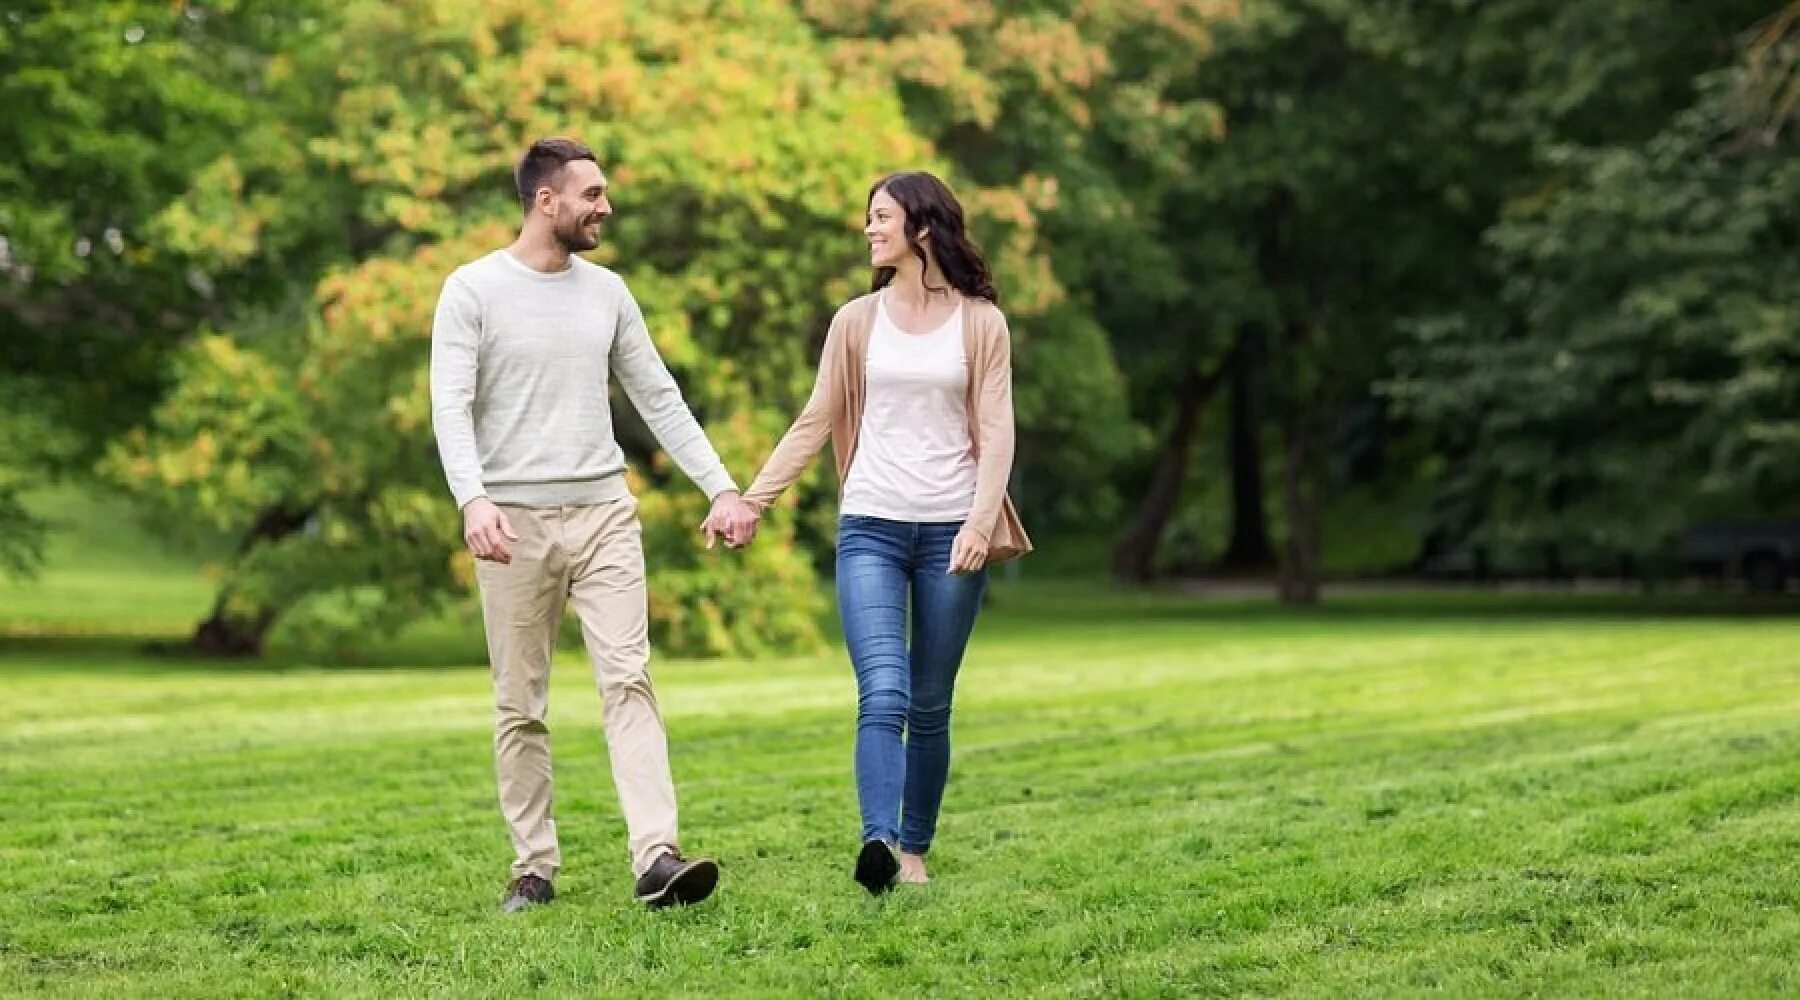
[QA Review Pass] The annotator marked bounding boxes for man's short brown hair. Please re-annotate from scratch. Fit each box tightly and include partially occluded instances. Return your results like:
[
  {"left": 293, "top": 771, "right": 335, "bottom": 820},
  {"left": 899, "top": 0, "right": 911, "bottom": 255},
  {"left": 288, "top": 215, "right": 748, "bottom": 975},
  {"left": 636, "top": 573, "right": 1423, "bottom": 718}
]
[{"left": 514, "top": 138, "right": 597, "bottom": 210}]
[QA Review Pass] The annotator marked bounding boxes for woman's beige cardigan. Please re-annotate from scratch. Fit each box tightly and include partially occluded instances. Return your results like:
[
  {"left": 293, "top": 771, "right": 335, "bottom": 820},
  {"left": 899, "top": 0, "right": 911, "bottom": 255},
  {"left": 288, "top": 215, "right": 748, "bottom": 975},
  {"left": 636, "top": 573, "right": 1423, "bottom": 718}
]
[{"left": 743, "top": 292, "right": 1032, "bottom": 563}]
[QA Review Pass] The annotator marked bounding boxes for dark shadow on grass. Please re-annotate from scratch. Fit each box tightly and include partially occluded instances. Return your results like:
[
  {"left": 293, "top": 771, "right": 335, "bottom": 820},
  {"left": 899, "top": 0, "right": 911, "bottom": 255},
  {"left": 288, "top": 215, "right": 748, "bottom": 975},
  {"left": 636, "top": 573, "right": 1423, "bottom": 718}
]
[
  {"left": 981, "top": 579, "right": 1800, "bottom": 630},
  {"left": 0, "top": 625, "right": 492, "bottom": 675},
  {"left": 4, "top": 581, "right": 1794, "bottom": 675}
]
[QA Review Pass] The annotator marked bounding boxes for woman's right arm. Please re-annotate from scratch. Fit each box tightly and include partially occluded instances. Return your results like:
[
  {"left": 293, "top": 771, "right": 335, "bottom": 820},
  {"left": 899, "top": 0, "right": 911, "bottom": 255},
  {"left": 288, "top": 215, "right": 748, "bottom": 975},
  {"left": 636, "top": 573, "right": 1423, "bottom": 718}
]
[{"left": 742, "top": 319, "right": 845, "bottom": 513}]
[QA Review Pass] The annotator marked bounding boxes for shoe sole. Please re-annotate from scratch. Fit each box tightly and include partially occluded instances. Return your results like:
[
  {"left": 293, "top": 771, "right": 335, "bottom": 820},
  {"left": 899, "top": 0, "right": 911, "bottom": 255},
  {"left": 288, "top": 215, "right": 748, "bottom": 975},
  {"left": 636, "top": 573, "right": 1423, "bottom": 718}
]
[
  {"left": 637, "top": 858, "right": 719, "bottom": 909},
  {"left": 854, "top": 840, "right": 899, "bottom": 896}
]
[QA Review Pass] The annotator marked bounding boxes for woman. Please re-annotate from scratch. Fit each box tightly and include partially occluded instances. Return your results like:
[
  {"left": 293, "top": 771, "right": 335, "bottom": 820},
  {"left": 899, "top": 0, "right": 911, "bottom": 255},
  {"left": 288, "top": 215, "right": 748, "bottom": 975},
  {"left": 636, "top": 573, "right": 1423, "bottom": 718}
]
[{"left": 734, "top": 171, "right": 1031, "bottom": 894}]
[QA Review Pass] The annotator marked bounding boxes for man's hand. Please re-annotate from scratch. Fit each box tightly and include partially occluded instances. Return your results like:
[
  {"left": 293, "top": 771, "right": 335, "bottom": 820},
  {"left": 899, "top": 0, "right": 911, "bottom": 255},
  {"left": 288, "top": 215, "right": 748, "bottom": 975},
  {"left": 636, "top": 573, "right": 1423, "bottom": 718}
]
[
  {"left": 701, "top": 490, "right": 759, "bottom": 549},
  {"left": 463, "top": 497, "right": 519, "bottom": 564},
  {"left": 948, "top": 526, "right": 987, "bottom": 575}
]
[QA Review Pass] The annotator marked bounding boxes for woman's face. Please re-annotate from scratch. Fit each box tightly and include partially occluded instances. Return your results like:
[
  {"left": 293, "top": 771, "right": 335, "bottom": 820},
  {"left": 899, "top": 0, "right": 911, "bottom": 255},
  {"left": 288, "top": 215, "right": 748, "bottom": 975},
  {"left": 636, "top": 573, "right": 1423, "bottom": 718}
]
[{"left": 864, "top": 187, "right": 911, "bottom": 268}]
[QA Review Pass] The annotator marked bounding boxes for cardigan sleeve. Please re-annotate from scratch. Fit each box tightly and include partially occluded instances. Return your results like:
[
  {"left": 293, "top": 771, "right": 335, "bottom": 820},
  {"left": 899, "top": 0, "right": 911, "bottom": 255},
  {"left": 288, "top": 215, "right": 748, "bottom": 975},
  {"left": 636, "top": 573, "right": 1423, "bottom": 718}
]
[
  {"left": 743, "top": 314, "right": 848, "bottom": 512},
  {"left": 964, "top": 307, "right": 1017, "bottom": 542}
]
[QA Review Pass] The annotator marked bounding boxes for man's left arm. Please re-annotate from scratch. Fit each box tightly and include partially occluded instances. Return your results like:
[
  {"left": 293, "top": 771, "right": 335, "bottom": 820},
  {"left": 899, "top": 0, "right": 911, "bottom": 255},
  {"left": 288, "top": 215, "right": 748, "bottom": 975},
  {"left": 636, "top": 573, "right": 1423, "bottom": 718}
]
[{"left": 610, "top": 286, "right": 756, "bottom": 544}]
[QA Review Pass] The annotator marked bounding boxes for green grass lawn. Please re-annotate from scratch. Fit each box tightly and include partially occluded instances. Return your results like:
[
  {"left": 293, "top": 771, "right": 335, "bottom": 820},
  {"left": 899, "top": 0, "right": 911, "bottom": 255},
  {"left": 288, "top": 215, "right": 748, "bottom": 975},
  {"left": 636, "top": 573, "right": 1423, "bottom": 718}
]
[
  {"left": 3, "top": 492, "right": 1799, "bottom": 996},
  {"left": 0, "top": 486, "right": 227, "bottom": 636}
]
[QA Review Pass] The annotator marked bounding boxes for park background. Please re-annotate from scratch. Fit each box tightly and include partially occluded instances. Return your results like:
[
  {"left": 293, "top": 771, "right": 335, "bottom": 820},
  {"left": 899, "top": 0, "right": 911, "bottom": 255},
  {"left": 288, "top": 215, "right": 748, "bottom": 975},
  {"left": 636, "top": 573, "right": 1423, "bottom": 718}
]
[{"left": 2, "top": 0, "right": 1797, "bottom": 995}]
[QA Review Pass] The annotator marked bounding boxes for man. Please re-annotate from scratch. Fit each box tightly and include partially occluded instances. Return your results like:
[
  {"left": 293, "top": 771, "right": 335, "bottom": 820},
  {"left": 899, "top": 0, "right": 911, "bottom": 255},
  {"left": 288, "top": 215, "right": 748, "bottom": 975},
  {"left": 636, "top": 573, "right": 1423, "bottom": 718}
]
[{"left": 430, "top": 137, "right": 756, "bottom": 913}]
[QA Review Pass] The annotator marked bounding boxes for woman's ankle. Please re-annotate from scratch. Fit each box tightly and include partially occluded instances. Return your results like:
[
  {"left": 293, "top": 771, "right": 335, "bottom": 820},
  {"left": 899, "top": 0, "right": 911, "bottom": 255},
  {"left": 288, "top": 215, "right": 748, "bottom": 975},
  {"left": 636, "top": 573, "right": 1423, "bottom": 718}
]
[{"left": 897, "top": 851, "right": 931, "bottom": 883}]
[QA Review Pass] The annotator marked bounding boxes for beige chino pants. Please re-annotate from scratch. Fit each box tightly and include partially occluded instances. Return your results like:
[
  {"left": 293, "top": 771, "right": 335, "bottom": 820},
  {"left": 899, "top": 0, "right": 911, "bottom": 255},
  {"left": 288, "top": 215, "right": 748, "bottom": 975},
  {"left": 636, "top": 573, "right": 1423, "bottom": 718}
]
[{"left": 473, "top": 498, "right": 679, "bottom": 880}]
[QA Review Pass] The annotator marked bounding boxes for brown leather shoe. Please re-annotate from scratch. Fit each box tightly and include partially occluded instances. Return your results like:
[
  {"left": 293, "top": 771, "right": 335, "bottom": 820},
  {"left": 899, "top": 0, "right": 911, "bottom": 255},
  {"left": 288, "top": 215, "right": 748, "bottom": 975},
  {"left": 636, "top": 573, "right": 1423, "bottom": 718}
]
[
  {"left": 501, "top": 873, "right": 554, "bottom": 913},
  {"left": 634, "top": 851, "right": 719, "bottom": 908}
]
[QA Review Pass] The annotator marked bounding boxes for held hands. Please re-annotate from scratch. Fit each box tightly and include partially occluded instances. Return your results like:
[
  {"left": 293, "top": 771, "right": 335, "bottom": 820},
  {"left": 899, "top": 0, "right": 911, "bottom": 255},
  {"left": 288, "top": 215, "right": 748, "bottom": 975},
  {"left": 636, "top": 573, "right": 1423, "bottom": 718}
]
[
  {"left": 463, "top": 498, "right": 519, "bottom": 564},
  {"left": 949, "top": 526, "right": 987, "bottom": 575},
  {"left": 700, "top": 490, "right": 759, "bottom": 550},
  {"left": 695, "top": 493, "right": 982, "bottom": 571},
  {"left": 466, "top": 492, "right": 755, "bottom": 562}
]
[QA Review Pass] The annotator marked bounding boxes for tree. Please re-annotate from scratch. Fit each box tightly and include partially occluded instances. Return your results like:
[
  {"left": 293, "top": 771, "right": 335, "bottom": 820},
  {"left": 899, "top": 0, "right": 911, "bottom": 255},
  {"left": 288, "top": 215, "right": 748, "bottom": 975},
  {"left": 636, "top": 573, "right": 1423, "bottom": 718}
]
[
  {"left": 1387, "top": 5, "right": 1799, "bottom": 563},
  {"left": 800, "top": 2, "right": 1225, "bottom": 544},
  {"left": 0, "top": 1, "right": 344, "bottom": 576},
  {"left": 1128, "top": 0, "right": 1778, "bottom": 598},
  {"left": 1137, "top": 0, "right": 1502, "bottom": 598},
  {"left": 108, "top": 0, "right": 933, "bottom": 656}
]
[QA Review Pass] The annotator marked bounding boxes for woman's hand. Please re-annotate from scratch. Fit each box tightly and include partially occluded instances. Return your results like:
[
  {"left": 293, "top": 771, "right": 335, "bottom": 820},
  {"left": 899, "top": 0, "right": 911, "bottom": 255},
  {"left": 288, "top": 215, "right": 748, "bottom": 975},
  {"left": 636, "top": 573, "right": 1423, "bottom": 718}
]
[
  {"left": 700, "top": 491, "right": 759, "bottom": 549},
  {"left": 948, "top": 526, "right": 987, "bottom": 575}
]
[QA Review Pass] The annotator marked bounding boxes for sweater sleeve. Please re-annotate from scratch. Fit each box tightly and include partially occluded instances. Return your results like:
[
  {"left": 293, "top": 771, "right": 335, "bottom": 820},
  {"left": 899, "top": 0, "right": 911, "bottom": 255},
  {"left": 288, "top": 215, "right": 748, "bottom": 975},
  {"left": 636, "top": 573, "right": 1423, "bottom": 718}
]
[
  {"left": 742, "top": 315, "right": 847, "bottom": 512},
  {"left": 609, "top": 283, "right": 738, "bottom": 500},
  {"left": 965, "top": 308, "right": 1017, "bottom": 542},
  {"left": 429, "top": 273, "right": 488, "bottom": 510}
]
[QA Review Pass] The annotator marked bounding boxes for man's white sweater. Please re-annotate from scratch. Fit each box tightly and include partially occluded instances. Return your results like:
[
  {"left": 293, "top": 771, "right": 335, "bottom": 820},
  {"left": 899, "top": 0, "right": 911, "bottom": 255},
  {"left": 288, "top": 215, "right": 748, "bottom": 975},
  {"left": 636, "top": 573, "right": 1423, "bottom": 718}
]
[{"left": 429, "top": 249, "right": 735, "bottom": 509}]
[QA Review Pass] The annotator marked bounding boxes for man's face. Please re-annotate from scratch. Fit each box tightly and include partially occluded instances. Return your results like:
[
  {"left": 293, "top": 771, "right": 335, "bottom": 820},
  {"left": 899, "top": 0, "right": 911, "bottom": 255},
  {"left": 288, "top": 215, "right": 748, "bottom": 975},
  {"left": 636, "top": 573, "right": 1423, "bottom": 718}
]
[{"left": 547, "top": 158, "right": 611, "bottom": 253}]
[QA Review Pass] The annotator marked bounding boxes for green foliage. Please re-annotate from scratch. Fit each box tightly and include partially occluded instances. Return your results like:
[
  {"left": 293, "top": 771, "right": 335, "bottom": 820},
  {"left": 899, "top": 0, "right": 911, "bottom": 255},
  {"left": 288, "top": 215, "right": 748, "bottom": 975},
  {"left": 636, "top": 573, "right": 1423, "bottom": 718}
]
[
  {"left": 0, "top": 485, "right": 44, "bottom": 578},
  {"left": 0, "top": 1, "right": 341, "bottom": 447},
  {"left": 0, "top": 379, "right": 82, "bottom": 577},
  {"left": 0, "top": 1, "right": 347, "bottom": 580},
  {"left": 1389, "top": 11, "right": 1800, "bottom": 554},
  {"left": 109, "top": 0, "right": 947, "bottom": 656},
  {"left": 800, "top": 1, "right": 1218, "bottom": 524},
  {"left": 23, "top": 0, "right": 1798, "bottom": 628},
  {"left": 1158, "top": 0, "right": 1788, "bottom": 574}
]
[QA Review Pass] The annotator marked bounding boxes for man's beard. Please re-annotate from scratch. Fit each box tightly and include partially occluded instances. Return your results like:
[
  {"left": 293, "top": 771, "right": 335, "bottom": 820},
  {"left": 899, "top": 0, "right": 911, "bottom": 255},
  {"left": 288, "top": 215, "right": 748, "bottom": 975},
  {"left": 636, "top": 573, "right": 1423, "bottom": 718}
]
[{"left": 556, "top": 216, "right": 599, "bottom": 253}]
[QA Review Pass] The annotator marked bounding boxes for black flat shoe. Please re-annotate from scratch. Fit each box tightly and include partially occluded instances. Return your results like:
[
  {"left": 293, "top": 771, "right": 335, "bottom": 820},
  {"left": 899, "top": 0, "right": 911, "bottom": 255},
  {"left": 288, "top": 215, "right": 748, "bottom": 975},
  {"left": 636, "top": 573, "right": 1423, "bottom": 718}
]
[{"left": 853, "top": 839, "right": 900, "bottom": 896}]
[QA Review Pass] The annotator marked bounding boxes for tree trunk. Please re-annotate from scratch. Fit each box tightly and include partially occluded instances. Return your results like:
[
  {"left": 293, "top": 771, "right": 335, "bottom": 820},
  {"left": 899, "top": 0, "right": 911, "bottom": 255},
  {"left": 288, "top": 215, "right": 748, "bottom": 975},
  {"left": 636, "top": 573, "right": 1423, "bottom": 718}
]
[
  {"left": 1222, "top": 329, "right": 1275, "bottom": 570},
  {"left": 1278, "top": 411, "right": 1323, "bottom": 604},
  {"left": 186, "top": 504, "right": 314, "bottom": 657},
  {"left": 190, "top": 599, "right": 283, "bottom": 658},
  {"left": 1110, "top": 361, "right": 1230, "bottom": 582}
]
